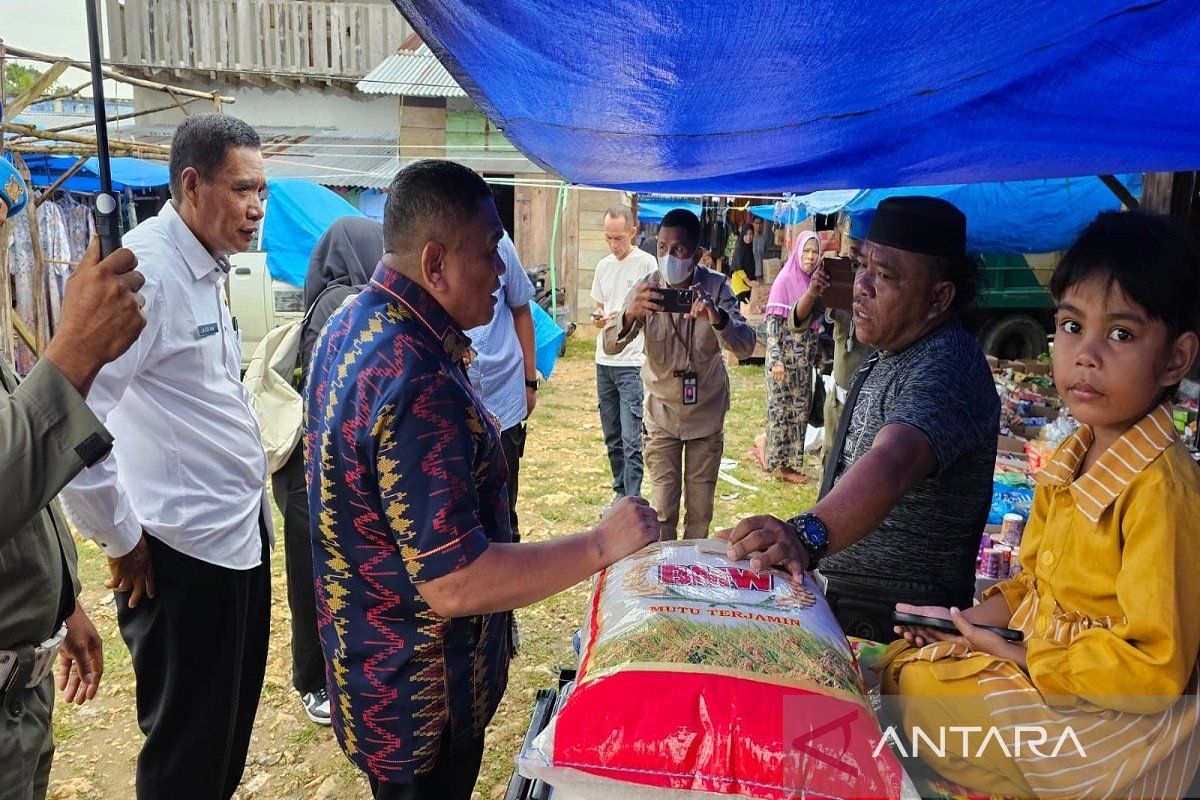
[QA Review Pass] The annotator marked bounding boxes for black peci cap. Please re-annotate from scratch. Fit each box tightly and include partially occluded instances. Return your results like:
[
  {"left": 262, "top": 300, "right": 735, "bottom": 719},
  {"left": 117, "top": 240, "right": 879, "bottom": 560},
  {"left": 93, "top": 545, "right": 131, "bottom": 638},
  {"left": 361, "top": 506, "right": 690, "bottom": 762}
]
[{"left": 866, "top": 196, "right": 967, "bottom": 259}]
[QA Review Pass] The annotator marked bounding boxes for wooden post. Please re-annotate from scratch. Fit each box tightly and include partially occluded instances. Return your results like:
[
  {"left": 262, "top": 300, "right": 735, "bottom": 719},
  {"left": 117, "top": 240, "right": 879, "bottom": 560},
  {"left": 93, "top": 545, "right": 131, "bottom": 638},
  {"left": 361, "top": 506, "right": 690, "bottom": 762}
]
[
  {"left": 1142, "top": 171, "right": 1197, "bottom": 220},
  {"left": 562, "top": 186, "right": 581, "bottom": 322},
  {"left": 35, "top": 157, "right": 88, "bottom": 206}
]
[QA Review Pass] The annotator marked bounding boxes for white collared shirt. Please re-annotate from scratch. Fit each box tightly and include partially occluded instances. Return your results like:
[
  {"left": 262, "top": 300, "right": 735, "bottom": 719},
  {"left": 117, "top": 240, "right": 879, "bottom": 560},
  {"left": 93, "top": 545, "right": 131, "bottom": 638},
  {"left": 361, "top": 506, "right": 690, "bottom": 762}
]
[{"left": 60, "top": 202, "right": 272, "bottom": 569}]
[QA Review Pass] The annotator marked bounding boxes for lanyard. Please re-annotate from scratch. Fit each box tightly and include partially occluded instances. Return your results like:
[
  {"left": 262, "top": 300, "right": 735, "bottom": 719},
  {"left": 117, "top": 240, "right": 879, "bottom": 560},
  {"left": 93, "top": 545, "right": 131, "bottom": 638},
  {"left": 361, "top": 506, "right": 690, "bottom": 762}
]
[{"left": 666, "top": 311, "right": 695, "bottom": 373}]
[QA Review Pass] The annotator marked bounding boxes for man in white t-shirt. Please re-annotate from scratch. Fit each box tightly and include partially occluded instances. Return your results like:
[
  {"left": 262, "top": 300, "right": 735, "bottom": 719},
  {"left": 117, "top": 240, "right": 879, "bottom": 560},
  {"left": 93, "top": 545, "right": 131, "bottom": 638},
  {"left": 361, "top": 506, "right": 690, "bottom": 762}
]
[{"left": 591, "top": 206, "right": 657, "bottom": 502}]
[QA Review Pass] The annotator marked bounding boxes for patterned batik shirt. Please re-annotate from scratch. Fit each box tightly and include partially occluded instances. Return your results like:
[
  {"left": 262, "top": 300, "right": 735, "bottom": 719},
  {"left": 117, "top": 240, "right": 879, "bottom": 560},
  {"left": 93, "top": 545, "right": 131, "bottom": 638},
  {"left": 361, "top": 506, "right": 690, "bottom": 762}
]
[{"left": 304, "top": 263, "right": 512, "bottom": 783}]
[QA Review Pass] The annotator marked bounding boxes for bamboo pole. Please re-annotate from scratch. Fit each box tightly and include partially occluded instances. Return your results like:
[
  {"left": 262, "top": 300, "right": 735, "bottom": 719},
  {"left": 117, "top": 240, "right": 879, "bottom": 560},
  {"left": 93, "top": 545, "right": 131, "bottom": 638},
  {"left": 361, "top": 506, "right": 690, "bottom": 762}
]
[
  {"left": 12, "top": 313, "right": 37, "bottom": 353},
  {"left": 5, "top": 143, "right": 167, "bottom": 160},
  {"left": 3, "top": 122, "right": 171, "bottom": 157},
  {"left": 41, "top": 81, "right": 94, "bottom": 103},
  {"left": 4, "top": 62, "right": 71, "bottom": 119},
  {"left": 46, "top": 96, "right": 201, "bottom": 133},
  {"left": 4, "top": 44, "right": 235, "bottom": 104},
  {"left": 35, "top": 158, "right": 89, "bottom": 206}
]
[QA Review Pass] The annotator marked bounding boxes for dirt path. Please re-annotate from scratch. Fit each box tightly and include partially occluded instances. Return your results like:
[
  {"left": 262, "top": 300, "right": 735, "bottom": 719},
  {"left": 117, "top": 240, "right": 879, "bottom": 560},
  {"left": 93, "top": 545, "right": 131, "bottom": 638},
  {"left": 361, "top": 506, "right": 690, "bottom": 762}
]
[{"left": 48, "top": 339, "right": 817, "bottom": 799}]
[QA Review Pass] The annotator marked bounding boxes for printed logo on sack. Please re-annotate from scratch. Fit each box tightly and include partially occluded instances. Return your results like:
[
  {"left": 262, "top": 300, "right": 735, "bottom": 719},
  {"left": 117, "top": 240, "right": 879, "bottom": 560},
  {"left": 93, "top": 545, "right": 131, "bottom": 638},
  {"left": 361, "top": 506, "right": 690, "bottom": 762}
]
[{"left": 658, "top": 564, "right": 774, "bottom": 601}]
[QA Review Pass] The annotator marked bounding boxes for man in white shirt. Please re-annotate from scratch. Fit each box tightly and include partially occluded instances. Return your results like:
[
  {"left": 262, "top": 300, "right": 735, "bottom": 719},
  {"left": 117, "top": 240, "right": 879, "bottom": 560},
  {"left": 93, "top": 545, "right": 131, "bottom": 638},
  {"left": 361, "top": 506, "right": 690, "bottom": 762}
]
[
  {"left": 61, "top": 114, "right": 272, "bottom": 800},
  {"left": 591, "top": 206, "right": 656, "bottom": 502}
]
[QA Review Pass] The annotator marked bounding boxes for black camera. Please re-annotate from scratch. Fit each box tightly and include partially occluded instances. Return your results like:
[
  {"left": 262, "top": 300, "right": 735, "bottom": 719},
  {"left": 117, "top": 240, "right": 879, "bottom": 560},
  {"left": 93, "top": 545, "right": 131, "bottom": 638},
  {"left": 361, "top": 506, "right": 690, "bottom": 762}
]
[{"left": 654, "top": 287, "right": 696, "bottom": 314}]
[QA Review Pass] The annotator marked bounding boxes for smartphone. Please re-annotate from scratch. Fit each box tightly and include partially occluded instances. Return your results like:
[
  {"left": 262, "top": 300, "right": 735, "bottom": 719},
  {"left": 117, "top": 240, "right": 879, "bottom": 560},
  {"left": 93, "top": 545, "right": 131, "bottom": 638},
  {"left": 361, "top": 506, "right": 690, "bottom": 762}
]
[
  {"left": 655, "top": 287, "right": 697, "bottom": 314},
  {"left": 892, "top": 610, "right": 1023, "bottom": 642},
  {"left": 821, "top": 256, "right": 856, "bottom": 311}
]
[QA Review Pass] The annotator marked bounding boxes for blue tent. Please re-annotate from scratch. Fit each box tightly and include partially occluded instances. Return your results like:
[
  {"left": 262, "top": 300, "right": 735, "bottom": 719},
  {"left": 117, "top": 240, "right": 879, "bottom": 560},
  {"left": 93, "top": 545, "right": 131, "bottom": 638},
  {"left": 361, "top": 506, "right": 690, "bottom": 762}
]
[
  {"left": 17, "top": 155, "right": 169, "bottom": 192},
  {"left": 844, "top": 175, "right": 1142, "bottom": 253},
  {"left": 750, "top": 177, "right": 1141, "bottom": 253},
  {"left": 392, "top": 2, "right": 1200, "bottom": 193},
  {"left": 637, "top": 199, "right": 703, "bottom": 225},
  {"left": 262, "top": 179, "right": 365, "bottom": 286}
]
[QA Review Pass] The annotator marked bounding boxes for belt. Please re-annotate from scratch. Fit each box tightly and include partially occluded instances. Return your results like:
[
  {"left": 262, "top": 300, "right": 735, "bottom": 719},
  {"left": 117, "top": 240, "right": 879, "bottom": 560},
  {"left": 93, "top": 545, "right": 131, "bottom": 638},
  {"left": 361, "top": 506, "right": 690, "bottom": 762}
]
[{"left": 0, "top": 624, "right": 67, "bottom": 692}]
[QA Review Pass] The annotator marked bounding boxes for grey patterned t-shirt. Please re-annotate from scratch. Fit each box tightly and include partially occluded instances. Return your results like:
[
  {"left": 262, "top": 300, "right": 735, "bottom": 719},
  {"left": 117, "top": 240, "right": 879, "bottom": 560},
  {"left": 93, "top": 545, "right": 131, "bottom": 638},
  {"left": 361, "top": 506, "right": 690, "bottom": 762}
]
[{"left": 821, "top": 321, "right": 999, "bottom": 604}]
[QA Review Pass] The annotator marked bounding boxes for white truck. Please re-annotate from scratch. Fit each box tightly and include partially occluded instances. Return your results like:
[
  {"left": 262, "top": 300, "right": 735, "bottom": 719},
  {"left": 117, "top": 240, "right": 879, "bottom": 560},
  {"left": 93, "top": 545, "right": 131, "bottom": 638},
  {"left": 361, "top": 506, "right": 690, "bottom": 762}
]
[{"left": 228, "top": 232, "right": 305, "bottom": 372}]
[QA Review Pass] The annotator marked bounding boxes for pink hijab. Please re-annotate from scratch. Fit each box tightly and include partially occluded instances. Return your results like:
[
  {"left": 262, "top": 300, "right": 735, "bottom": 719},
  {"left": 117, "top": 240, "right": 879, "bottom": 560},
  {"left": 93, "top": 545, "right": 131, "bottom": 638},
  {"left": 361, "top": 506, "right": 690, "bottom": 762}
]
[{"left": 765, "top": 230, "right": 820, "bottom": 329}]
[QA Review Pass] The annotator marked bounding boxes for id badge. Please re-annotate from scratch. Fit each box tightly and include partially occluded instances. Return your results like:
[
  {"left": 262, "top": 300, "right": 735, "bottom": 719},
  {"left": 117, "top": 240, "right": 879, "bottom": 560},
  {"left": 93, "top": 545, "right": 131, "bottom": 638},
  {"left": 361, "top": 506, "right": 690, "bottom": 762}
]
[{"left": 681, "top": 371, "right": 698, "bottom": 405}]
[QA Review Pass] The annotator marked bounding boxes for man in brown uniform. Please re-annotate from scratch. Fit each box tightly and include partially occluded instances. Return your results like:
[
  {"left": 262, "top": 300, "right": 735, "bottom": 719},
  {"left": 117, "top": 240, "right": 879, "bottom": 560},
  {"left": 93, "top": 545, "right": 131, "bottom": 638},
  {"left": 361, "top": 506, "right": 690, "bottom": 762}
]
[{"left": 604, "top": 209, "right": 756, "bottom": 540}]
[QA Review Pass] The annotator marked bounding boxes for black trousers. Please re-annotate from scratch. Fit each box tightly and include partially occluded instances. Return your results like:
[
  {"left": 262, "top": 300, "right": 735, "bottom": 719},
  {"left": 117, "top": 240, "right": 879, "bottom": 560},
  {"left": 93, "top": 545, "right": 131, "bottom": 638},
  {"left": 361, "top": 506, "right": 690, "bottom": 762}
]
[
  {"left": 500, "top": 423, "right": 526, "bottom": 542},
  {"left": 270, "top": 445, "right": 326, "bottom": 695},
  {"left": 368, "top": 733, "right": 485, "bottom": 800},
  {"left": 116, "top": 526, "right": 271, "bottom": 800}
]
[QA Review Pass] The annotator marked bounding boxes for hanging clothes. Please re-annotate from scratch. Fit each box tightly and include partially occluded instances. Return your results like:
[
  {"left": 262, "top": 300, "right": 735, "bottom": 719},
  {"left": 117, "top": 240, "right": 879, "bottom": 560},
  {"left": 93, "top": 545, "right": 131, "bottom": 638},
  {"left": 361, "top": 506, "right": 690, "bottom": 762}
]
[
  {"left": 42, "top": 201, "right": 75, "bottom": 335},
  {"left": 8, "top": 199, "right": 72, "bottom": 374},
  {"left": 61, "top": 195, "right": 94, "bottom": 262}
]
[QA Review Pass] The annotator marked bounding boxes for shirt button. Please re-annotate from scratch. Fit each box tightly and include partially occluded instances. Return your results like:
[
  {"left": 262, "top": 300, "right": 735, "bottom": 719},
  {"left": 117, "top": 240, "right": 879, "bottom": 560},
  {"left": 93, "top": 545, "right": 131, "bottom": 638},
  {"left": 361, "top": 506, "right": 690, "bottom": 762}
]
[{"left": 1041, "top": 551, "right": 1054, "bottom": 567}]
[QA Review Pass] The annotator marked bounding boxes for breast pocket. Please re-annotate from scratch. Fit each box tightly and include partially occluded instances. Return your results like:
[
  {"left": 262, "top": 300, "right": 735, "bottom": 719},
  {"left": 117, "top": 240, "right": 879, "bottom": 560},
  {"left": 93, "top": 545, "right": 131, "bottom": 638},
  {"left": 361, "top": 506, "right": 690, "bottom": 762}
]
[{"left": 643, "top": 313, "right": 670, "bottom": 343}]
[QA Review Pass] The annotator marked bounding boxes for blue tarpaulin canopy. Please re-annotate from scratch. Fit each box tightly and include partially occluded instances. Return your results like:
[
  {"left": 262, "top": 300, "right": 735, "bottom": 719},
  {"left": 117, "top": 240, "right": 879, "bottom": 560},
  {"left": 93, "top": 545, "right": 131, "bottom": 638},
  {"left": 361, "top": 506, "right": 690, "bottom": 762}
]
[
  {"left": 392, "top": 1, "right": 1200, "bottom": 194},
  {"left": 18, "top": 155, "right": 169, "bottom": 192},
  {"left": 637, "top": 199, "right": 703, "bottom": 224},
  {"left": 749, "top": 177, "right": 1141, "bottom": 253},
  {"left": 844, "top": 175, "right": 1143, "bottom": 253},
  {"left": 262, "top": 179, "right": 364, "bottom": 286}
]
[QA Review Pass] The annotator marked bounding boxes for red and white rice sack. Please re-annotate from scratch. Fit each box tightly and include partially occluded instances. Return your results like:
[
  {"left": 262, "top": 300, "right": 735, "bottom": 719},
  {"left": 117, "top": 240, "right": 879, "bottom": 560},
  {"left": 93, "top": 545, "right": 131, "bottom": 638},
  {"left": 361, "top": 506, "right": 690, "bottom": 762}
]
[{"left": 519, "top": 540, "right": 908, "bottom": 800}]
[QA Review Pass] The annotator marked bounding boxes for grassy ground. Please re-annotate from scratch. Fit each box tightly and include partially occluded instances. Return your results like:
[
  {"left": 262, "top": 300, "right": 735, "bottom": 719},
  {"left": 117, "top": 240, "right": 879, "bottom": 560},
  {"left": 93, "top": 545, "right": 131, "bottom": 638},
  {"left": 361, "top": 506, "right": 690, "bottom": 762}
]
[{"left": 48, "top": 336, "right": 819, "bottom": 800}]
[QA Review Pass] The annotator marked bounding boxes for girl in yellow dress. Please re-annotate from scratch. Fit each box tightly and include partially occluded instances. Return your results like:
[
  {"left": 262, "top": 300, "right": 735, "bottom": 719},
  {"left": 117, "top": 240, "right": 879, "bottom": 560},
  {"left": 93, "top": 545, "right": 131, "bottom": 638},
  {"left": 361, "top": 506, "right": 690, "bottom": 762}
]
[{"left": 881, "top": 212, "right": 1200, "bottom": 799}]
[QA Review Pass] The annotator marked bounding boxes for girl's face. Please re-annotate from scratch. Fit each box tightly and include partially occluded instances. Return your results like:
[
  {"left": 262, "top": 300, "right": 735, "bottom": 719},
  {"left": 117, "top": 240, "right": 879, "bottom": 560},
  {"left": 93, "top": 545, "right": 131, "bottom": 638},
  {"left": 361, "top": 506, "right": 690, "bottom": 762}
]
[
  {"left": 1053, "top": 276, "right": 1196, "bottom": 436},
  {"left": 801, "top": 239, "right": 821, "bottom": 274}
]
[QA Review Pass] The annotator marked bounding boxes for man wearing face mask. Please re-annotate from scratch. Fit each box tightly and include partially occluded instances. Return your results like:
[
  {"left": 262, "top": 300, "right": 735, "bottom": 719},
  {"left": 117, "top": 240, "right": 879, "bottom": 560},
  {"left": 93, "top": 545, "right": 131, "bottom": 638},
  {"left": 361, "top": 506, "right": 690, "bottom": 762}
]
[{"left": 604, "top": 209, "right": 756, "bottom": 540}]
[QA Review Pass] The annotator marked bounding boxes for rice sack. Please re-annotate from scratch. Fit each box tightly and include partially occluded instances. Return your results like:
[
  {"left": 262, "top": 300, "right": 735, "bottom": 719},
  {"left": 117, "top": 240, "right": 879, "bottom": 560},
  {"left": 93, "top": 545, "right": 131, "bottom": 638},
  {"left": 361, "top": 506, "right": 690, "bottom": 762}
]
[{"left": 519, "top": 540, "right": 907, "bottom": 800}]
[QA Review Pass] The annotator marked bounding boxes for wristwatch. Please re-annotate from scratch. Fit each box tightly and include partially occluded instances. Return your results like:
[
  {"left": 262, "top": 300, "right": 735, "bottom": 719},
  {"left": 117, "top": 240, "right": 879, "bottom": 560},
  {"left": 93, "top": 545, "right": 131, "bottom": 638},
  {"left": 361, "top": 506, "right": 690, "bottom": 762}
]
[
  {"left": 786, "top": 512, "right": 830, "bottom": 570},
  {"left": 525, "top": 378, "right": 539, "bottom": 391}
]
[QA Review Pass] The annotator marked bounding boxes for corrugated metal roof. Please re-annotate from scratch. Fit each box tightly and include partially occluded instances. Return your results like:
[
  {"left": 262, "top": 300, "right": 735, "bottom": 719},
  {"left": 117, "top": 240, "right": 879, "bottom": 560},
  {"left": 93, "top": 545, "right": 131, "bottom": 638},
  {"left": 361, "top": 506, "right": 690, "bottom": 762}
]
[
  {"left": 122, "top": 125, "right": 541, "bottom": 189},
  {"left": 356, "top": 44, "right": 466, "bottom": 97}
]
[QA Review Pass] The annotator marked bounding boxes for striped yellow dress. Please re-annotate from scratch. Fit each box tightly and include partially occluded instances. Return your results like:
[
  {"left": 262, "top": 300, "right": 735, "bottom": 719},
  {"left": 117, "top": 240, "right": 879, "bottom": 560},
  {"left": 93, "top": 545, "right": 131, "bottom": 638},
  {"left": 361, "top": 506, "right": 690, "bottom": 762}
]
[{"left": 879, "top": 403, "right": 1200, "bottom": 799}]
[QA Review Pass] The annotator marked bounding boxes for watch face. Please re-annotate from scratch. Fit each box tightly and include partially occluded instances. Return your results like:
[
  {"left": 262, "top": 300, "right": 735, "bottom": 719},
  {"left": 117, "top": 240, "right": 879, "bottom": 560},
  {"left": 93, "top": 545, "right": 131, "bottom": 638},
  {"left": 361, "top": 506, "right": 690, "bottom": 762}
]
[{"left": 803, "top": 517, "right": 828, "bottom": 548}]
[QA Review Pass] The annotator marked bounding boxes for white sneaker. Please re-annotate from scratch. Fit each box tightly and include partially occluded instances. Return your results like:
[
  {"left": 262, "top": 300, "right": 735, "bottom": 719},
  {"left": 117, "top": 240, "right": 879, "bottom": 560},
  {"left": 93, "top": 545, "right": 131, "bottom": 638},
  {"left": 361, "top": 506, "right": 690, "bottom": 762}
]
[{"left": 300, "top": 687, "right": 332, "bottom": 726}]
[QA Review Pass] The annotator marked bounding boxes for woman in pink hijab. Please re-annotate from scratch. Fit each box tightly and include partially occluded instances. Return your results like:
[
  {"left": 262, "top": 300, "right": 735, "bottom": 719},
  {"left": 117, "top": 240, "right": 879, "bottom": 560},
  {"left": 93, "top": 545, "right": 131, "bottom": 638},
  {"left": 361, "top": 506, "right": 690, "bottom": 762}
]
[{"left": 757, "top": 230, "right": 829, "bottom": 483}]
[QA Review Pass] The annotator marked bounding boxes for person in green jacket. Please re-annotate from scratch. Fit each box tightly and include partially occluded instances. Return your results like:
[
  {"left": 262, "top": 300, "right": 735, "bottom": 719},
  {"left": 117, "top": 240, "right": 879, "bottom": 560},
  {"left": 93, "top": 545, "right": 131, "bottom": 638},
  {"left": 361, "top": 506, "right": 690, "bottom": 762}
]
[{"left": 0, "top": 160, "right": 147, "bottom": 800}]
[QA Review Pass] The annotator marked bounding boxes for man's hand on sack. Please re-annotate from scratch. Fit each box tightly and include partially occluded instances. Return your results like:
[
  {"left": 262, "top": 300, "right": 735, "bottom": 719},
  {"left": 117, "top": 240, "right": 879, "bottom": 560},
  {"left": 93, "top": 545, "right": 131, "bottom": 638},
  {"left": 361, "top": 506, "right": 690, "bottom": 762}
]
[
  {"left": 715, "top": 515, "right": 808, "bottom": 584},
  {"left": 594, "top": 496, "right": 660, "bottom": 564}
]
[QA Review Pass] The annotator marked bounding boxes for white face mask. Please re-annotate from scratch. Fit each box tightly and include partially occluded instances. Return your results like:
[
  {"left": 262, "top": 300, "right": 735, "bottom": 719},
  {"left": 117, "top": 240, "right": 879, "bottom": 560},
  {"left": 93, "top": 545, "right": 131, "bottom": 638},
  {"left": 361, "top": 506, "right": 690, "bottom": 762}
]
[{"left": 658, "top": 250, "right": 696, "bottom": 285}]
